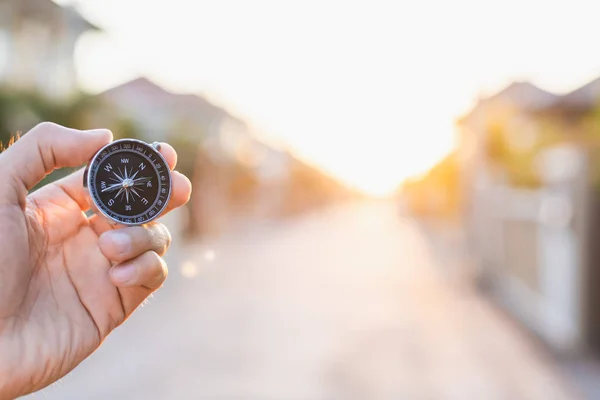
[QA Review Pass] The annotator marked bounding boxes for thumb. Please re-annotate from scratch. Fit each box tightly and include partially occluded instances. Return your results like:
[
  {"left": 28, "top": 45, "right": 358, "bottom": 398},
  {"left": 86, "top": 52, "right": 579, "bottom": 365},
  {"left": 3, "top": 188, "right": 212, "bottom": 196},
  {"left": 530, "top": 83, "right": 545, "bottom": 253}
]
[{"left": 0, "top": 122, "right": 113, "bottom": 206}]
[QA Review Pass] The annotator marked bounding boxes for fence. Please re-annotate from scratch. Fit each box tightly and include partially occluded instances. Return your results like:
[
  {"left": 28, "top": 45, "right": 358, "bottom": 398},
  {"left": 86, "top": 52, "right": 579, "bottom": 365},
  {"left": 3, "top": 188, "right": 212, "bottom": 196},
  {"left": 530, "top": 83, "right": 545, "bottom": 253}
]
[{"left": 466, "top": 145, "right": 596, "bottom": 354}]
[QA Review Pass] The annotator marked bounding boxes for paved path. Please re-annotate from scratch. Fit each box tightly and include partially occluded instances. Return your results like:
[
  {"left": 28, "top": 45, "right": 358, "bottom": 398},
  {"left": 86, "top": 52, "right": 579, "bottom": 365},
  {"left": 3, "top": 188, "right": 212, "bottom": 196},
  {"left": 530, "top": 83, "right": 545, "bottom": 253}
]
[{"left": 24, "top": 201, "right": 579, "bottom": 399}]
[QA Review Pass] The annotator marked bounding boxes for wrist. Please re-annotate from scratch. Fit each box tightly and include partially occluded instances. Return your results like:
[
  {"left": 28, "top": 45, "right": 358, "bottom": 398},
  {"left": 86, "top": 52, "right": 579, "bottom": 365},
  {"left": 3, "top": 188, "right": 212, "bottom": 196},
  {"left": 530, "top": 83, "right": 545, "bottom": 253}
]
[
  {"left": 0, "top": 362, "right": 19, "bottom": 399},
  {"left": 0, "top": 333, "right": 26, "bottom": 399}
]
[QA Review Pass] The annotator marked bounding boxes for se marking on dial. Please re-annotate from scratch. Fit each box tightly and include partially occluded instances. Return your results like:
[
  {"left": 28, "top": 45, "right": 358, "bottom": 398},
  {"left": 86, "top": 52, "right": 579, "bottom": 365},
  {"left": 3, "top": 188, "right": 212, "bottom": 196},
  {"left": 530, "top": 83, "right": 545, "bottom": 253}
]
[{"left": 87, "top": 139, "right": 172, "bottom": 226}]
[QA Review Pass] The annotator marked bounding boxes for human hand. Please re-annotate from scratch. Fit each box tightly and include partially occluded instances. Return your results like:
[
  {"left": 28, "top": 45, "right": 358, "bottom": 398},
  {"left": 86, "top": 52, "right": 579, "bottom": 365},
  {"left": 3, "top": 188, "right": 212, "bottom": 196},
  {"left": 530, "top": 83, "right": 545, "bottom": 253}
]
[{"left": 0, "top": 123, "right": 192, "bottom": 399}]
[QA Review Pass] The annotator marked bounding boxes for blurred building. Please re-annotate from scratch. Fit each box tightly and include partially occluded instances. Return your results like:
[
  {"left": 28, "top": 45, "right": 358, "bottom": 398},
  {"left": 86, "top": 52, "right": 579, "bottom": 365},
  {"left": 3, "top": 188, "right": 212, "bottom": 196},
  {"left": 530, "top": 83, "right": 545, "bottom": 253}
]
[
  {"left": 98, "top": 77, "right": 234, "bottom": 144},
  {"left": 0, "top": 0, "right": 98, "bottom": 99},
  {"left": 558, "top": 75, "right": 600, "bottom": 112},
  {"left": 457, "top": 77, "right": 600, "bottom": 355}
]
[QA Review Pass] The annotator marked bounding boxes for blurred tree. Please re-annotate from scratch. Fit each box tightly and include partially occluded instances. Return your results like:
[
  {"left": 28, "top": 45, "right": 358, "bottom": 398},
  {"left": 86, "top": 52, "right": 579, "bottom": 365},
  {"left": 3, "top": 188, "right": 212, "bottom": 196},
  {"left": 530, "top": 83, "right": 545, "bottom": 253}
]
[
  {"left": 0, "top": 87, "right": 107, "bottom": 190},
  {"left": 167, "top": 123, "right": 206, "bottom": 236},
  {"left": 483, "top": 114, "right": 572, "bottom": 188},
  {"left": 168, "top": 121, "right": 205, "bottom": 182},
  {"left": 111, "top": 118, "right": 144, "bottom": 141},
  {"left": 485, "top": 120, "right": 510, "bottom": 164}
]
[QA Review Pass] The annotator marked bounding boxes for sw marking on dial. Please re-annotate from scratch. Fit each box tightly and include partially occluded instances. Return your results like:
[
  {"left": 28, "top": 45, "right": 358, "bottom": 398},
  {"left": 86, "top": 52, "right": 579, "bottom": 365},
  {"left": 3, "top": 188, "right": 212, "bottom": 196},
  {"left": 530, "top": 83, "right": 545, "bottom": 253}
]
[{"left": 87, "top": 139, "right": 172, "bottom": 225}]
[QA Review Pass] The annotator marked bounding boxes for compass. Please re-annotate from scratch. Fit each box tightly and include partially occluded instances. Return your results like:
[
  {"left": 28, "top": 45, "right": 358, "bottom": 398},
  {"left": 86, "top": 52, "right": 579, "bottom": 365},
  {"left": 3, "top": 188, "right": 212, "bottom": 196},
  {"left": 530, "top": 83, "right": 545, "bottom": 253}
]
[{"left": 84, "top": 139, "right": 172, "bottom": 226}]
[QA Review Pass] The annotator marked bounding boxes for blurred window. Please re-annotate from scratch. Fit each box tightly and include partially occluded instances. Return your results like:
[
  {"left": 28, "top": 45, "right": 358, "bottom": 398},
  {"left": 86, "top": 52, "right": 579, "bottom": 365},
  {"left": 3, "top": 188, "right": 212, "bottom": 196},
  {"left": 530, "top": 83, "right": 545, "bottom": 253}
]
[{"left": 0, "top": 28, "right": 10, "bottom": 79}]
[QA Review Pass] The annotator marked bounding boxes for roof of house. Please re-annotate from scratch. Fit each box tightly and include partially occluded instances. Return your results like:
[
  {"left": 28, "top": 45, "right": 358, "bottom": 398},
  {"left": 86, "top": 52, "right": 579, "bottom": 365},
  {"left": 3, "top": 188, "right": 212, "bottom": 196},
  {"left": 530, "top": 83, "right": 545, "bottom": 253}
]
[
  {"left": 63, "top": 4, "right": 100, "bottom": 32},
  {"left": 458, "top": 81, "right": 558, "bottom": 125},
  {"left": 555, "top": 76, "right": 600, "bottom": 110},
  {"left": 100, "top": 76, "right": 251, "bottom": 146},
  {"left": 102, "top": 77, "right": 177, "bottom": 104},
  {"left": 101, "top": 77, "right": 241, "bottom": 123},
  {"left": 458, "top": 76, "right": 600, "bottom": 125},
  {"left": 486, "top": 81, "right": 558, "bottom": 111},
  {"left": 0, "top": 0, "right": 100, "bottom": 32}
]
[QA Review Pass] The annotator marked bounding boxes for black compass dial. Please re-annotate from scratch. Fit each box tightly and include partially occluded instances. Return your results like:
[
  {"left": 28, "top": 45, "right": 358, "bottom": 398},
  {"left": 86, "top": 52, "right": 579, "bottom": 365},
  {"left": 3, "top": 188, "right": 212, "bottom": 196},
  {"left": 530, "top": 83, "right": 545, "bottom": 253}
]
[{"left": 87, "top": 139, "right": 172, "bottom": 225}]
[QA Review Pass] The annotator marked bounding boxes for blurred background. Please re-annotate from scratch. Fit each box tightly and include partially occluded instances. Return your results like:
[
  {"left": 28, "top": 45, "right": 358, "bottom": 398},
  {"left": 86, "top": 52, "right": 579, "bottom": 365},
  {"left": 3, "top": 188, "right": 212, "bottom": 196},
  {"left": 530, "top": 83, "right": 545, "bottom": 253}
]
[{"left": 4, "top": 0, "right": 600, "bottom": 398}]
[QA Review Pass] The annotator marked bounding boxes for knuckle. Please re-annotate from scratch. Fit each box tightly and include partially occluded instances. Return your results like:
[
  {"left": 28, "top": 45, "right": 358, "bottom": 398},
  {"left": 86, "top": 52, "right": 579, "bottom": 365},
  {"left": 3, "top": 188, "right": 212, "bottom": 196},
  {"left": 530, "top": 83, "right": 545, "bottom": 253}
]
[
  {"left": 148, "top": 253, "right": 168, "bottom": 287},
  {"left": 100, "top": 230, "right": 132, "bottom": 261},
  {"left": 145, "top": 250, "right": 162, "bottom": 268},
  {"left": 151, "top": 223, "right": 171, "bottom": 254},
  {"left": 164, "top": 226, "right": 172, "bottom": 248},
  {"left": 31, "top": 121, "right": 62, "bottom": 136},
  {"left": 131, "top": 225, "right": 151, "bottom": 250},
  {"left": 160, "top": 259, "right": 169, "bottom": 281}
]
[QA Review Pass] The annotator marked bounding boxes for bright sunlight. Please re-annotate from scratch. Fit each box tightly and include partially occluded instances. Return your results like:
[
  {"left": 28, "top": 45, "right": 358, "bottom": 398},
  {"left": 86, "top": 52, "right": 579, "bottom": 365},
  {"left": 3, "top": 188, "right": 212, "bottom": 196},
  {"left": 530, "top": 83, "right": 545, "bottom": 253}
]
[{"left": 62, "top": 0, "right": 600, "bottom": 195}]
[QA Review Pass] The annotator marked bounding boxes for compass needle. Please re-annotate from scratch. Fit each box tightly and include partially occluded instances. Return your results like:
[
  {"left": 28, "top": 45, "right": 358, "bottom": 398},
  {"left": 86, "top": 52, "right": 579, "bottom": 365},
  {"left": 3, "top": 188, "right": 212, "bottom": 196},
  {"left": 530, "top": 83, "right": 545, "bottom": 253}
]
[
  {"left": 102, "top": 182, "right": 123, "bottom": 193},
  {"left": 133, "top": 176, "right": 152, "bottom": 186}
]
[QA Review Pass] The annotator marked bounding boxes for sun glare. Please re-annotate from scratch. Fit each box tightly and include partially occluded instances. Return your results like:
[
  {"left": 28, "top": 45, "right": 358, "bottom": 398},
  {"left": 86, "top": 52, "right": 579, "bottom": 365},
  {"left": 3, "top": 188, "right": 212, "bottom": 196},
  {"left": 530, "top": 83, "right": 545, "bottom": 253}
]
[{"left": 73, "top": 0, "right": 600, "bottom": 196}]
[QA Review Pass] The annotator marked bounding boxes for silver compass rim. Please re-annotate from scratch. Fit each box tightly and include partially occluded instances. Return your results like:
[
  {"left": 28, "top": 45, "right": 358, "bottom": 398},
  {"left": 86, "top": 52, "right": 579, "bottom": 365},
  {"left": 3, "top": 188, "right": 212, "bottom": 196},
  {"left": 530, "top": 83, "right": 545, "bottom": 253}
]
[{"left": 86, "top": 138, "right": 173, "bottom": 226}]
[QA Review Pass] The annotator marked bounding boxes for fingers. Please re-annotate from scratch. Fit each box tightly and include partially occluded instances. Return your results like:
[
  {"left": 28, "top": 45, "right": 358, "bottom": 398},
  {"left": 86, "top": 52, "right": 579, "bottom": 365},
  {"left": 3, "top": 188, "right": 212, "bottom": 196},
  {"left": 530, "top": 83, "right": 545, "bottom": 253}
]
[
  {"left": 163, "top": 170, "right": 192, "bottom": 213},
  {"left": 109, "top": 251, "right": 168, "bottom": 290},
  {"left": 98, "top": 223, "right": 171, "bottom": 263},
  {"left": 0, "top": 122, "right": 112, "bottom": 206},
  {"left": 158, "top": 142, "right": 177, "bottom": 170},
  {"left": 101, "top": 223, "right": 172, "bottom": 319}
]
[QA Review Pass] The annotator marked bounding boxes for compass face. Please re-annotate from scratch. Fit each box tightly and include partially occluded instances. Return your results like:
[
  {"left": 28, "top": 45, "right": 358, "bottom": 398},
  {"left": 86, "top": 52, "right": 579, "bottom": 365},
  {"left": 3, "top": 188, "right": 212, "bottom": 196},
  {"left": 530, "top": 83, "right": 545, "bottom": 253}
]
[{"left": 87, "top": 139, "right": 172, "bottom": 225}]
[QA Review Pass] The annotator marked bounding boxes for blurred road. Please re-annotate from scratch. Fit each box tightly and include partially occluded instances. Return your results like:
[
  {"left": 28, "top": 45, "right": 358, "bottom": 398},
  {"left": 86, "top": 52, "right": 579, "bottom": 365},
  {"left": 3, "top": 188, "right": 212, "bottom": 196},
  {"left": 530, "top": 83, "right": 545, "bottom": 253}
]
[{"left": 25, "top": 201, "right": 578, "bottom": 400}]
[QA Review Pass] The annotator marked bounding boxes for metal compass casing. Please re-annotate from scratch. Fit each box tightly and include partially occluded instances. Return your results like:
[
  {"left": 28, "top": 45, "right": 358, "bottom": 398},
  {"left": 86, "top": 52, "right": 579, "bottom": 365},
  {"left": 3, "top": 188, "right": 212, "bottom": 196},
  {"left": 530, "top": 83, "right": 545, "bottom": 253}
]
[{"left": 83, "top": 139, "right": 172, "bottom": 226}]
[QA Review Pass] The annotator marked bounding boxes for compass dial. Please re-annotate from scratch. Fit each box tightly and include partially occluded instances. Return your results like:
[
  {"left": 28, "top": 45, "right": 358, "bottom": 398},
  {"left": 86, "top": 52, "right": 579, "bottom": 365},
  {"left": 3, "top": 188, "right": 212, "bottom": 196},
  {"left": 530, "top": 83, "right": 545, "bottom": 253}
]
[{"left": 87, "top": 139, "right": 172, "bottom": 225}]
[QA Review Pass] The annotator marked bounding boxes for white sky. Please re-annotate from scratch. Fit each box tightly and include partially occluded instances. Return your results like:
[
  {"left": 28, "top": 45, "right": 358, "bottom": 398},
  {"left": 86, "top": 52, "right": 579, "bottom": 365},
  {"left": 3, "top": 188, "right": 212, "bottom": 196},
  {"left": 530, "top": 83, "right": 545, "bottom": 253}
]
[{"left": 57, "top": 0, "right": 600, "bottom": 195}]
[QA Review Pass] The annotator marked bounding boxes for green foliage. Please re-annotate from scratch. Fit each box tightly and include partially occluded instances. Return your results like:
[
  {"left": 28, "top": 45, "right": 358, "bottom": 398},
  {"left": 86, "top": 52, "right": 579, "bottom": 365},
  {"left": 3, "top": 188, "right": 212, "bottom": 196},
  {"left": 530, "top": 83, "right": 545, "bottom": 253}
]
[
  {"left": 111, "top": 118, "right": 144, "bottom": 141},
  {"left": 483, "top": 115, "right": 574, "bottom": 188},
  {"left": 0, "top": 88, "right": 100, "bottom": 131},
  {"left": 168, "top": 131, "right": 201, "bottom": 180},
  {"left": 0, "top": 87, "right": 105, "bottom": 190},
  {"left": 485, "top": 120, "right": 510, "bottom": 163}
]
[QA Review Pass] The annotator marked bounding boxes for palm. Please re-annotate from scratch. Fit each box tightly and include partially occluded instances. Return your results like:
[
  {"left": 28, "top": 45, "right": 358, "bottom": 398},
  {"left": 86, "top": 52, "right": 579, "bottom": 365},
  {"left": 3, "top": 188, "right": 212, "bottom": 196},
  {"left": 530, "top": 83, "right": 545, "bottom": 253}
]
[{"left": 3, "top": 177, "right": 135, "bottom": 391}]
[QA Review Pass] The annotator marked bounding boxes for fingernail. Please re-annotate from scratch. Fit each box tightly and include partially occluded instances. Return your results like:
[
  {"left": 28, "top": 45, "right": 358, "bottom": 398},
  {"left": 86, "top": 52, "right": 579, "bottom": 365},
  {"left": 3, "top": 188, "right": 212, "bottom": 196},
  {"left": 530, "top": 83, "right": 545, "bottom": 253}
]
[
  {"left": 85, "top": 128, "right": 110, "bottom": 135},
  {"left": 106, "top": 232, "right": 131, "bottom": 255},
  {"left": 111, "top": 264, "right": 136, "bottom": 285},
  {"left": 84, "top": 129, "right": 113, "bottom": 140}
]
